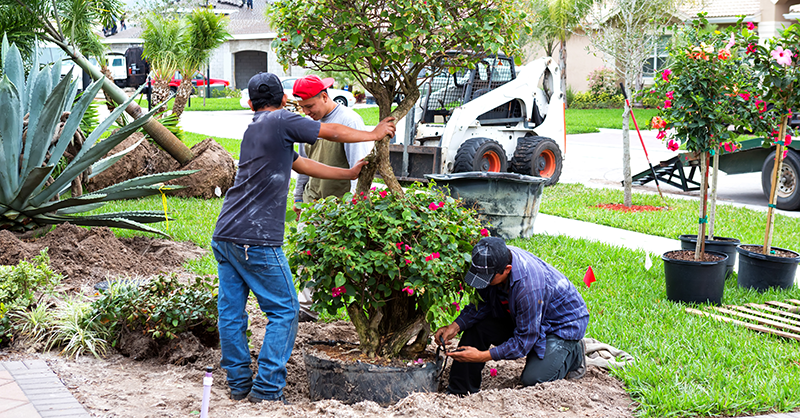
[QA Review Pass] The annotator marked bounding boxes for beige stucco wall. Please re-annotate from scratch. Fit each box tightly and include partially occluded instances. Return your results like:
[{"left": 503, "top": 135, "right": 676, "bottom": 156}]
[{"left": 524, "top": 34, "right": 606, "bottom": 93}]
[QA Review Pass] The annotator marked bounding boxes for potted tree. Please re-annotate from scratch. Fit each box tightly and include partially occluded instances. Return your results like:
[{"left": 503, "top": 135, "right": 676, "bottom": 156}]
[
  {"left": 735, "top": 23, "right": 800, "bottom": 291},
  {"left": 270, "top": 0, "right": 528, "bottom": 404},
  {"left": 650, "top": 16, "right": 759, "bottom": 304}
]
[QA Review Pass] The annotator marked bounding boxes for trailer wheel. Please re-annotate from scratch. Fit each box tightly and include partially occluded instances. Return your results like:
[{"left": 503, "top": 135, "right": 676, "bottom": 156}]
[
  {"left": 453, "top": 137, "right": 508, "bottom": 173},
  {"left": 761, "top": 149, "right": 800, "bottom": 210},
  {"left": 510, "top": 136, "right": 562, "bottom": 186}
]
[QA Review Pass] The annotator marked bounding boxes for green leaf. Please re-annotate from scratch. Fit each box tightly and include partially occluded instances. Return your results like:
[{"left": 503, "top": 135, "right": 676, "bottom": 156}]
[
  {"left": 0, "top": 76, "right": 22, "bottom": 201},
  {"left": 334, "top": 272, "right": 346, "bottom": 287}
]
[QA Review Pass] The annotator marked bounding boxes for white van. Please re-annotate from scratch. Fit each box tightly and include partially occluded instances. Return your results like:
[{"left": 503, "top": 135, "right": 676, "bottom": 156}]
[{"left": 106, "top": 53, "right": 127, "bottom": 86}]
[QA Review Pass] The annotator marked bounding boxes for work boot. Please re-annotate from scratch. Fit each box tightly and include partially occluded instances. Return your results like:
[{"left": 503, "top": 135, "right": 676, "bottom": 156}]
[
  {"left": 298, "top": 309, "right": 318, "bottom": 323},
  {"left": 229, "top": 390, "right": 250, "bottom": 401},
  {"left": 566, "top": 339, "right": 586, "bottom": 380},
  {"left": 247, "top": 393, "right": 290, "bottom": 405}
]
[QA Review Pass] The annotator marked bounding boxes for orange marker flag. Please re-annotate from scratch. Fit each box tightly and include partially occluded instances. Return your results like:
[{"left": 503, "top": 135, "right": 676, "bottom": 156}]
[{"left": 583, "top": 266, "right": 596, "bottom": 288}]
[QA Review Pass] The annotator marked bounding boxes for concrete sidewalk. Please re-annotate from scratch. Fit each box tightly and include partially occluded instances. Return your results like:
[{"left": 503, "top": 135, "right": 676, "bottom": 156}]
[{"left": 0, "top": 361, "right": 89, "bottom": 418}]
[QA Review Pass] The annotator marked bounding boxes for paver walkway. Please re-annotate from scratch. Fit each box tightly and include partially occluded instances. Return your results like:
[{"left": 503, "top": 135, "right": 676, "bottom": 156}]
[{"left": 0, "top": 361, "right": 89, "bottom": 418}]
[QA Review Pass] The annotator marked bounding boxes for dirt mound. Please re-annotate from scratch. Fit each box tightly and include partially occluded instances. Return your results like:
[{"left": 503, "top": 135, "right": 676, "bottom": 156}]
[
  {"left": 86, "top": 133, "right": 236, "bottom": 199},
  {"left": 0, "top": 223, "right": 206, "bottom": 290},
  {"left": 31, "top": 318, "right": 634, "bottom": 418}
]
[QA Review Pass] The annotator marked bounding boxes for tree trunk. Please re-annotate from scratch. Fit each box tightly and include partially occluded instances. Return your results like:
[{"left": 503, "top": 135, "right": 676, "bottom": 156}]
[
  {"left": 172, "top": 79, "right": 194, "bottom": 118},
  {"left": 695, "top": 153, "right": 709, "bottom": 261},
  {"left": 559, "top": 37, "right": 568, "bottom": 108},
  {"left": 621, "top": 106, "right": 632, "bottom": 207},
  {"left": 150, "top": 78, "right": 172, "bottom": 115},
  {"left": 764, "top": 115, "right": 789, "bottom": 254},
  {"left": 708, "top": 146, "right": 720, "bottom": 240},
  {"left": 345, "top": 289, "right": 428, "bottom": 358},
  {"left": 101, "top": 66, "right": 116, "bottom": 113}
]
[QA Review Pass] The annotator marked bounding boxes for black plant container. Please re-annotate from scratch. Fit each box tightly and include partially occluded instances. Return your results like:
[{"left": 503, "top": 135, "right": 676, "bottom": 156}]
[
  {"left": 736, "top": 245, "right": 800, "bottom": 291},
  {"left": 662, "top": 250, "right": 728, "bottom": 305},
  {"left": 679, "top": 234, "right": 740, "bottom": 278}
]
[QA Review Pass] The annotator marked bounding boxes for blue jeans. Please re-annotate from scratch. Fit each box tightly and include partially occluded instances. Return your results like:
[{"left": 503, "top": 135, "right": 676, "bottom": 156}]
[{"left": 212, "top": 240, "right": 299, "bottom": 401}]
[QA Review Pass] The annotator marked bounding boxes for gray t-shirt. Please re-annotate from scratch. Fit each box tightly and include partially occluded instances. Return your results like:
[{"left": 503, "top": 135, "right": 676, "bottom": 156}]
[
  {"left": 293, "top": 104, "right": 370, "bottom": 202},
  {"left": 213, "top": 109, "right": 320, "bottom": 246}
]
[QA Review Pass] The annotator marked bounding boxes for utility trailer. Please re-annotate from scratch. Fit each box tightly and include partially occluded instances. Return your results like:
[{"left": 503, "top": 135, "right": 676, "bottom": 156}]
[
  {"left": 632, "top": 137, "right": 800, "bottom": 210},
  {"left": 389, "top": 54, "right": 566, "bottom": 185}
]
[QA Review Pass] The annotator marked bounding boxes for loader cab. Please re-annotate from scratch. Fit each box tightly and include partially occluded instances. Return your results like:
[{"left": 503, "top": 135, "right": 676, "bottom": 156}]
[{"left": 419, "top": 54, "right": 518, "bottom": 124}]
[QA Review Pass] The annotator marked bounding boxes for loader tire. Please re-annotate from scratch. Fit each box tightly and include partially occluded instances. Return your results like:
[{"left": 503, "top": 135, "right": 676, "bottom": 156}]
[
  {"left": 761, "top": 149, "right": 800, "bottom": 210},
  {"left": 453, "top": 137, "right": 508, "bottom": 173},
  {"left": 510, "top": 136, "right": 562, "bottom": 186}
]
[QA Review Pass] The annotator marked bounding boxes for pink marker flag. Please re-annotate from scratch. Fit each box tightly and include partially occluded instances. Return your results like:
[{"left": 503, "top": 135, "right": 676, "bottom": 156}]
[{"left": 583, "top": 266, "right": 596, "bottom": 288}]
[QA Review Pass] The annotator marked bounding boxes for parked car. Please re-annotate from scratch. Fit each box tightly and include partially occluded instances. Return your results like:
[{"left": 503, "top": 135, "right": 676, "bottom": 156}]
[
  {"left": 280, "top": 76, "right": 356, "bottom": 107},
  {"left": 169, "top": 71, "right": 230, "bottom": 93}
]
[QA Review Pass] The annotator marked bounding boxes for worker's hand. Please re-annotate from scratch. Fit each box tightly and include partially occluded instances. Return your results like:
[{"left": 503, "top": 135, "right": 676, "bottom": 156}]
[
  {"left": 434, "top": 323, "right": 461, "bottom": 348},
  {"left": 292, "top": 203, "right": 302, "bottom": 218},
  {"left": 348, "top": 159, "right": 368, "bottom": 180},
  {"left": 446, "top": 346, "right": 490, "bottom": 363},
  {"left": 373, "top": 117, "right": 397, "bottom": 140}
]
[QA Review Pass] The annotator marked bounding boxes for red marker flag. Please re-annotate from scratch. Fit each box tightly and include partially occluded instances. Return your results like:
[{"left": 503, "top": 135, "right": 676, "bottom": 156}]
[{"left": 583, "top": 266, "right": 596, "bottom": 288}]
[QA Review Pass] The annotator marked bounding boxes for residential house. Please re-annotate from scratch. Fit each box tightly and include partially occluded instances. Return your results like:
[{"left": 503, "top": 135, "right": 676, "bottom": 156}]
[{"left": 553, "top": 0, "right": 798, "bottom": 93}]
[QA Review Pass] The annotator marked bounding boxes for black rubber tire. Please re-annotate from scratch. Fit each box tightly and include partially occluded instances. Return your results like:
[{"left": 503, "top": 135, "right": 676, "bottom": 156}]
[
  {"left": 169, "top": 86, "right": 178, "bottom": 94},
  {"left": 510, "top": 136, "right": 563, "bottom": 186},
  {"left": 761, "top": 149, "right": 800, "bottom": 210},
  {"left": 333, "top": 96, "right": 348, "bottom": 106},
  {"left": 453, "top": 137, "right": 508, "bottom": 173}
]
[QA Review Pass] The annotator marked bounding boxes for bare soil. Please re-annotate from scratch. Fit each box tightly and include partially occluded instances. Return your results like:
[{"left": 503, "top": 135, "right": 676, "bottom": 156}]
[
  {"left": 739, "top": 245, "right": 799, "bottom": 259},
  {"left": 664, "top": 249, "right": 724, "bottom": 262},
  {"left": 0, "top": 226, "right": 636, "bottom": 417}
]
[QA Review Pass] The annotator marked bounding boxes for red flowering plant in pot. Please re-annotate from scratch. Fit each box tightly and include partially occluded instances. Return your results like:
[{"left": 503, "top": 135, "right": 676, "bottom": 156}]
[
  {"left": 288, "top": 182, "right": 484, "bottom": 358},
  {"left": 649, "top": 16, "right": 761, "bottom": 303},
  {"left": 733, "top": 23, "right": 800, "bottom": 290}
]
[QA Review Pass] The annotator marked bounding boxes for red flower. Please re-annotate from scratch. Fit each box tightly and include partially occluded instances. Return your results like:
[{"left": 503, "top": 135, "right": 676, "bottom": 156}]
[
  {"left": 402, "top": 286, "right": 414, "bottom": 296},
  {"left": 666, "top": 91, "right": 674, "bottom": 100},
  {"left": 747, "top": 22, "right": 755, "bottom": 31},
  {"left": 297, "top": 29, "right": 301, "bottom": 34},
  {"left": 661, "top": 69, "right": 672, "bottom": 81},
  {"left": 332, "top": 286, "right": 346, "bottom": 297},
  {"left": 480, "top": 228, "right": 489, "bottom": 237},
  {"left": 718, "top": 49, "right": 731, "bottom": 60},
  {"left": 452, "top": 302, "right": 460, "bottom": 311},
  {"left": 404, "top": 244, "right": 411, "bottom": 251},
  {"left": 746, "top": 43, "right": 756, "bottom": 54},
  {"left": 739, "top": 92, "right": 751, "bottom": 101},
  {"left": 379, "top": 190, "right": 388, "bottom": 198},
  {"left": 281, "top": 38, "right": 288, "bottom": 41},
  {"left": 489, "top": 368, "right": 498, "bottom": 377},
  {"left": 667, "top": 139, "right": 680, "bottom": 152},
  {"left": 786, "top": 135, "right": 793, "bottom": 146},
  {"left": 428, "top": 202, "right": 438, "bottom": 210},
  {"left": 651, "top": 116, "right": 667, "bottom": 130},
  {"left": 306, "top": 250, "right": 311, "bottom": 256},
  {"left": 723, "top": 142, "right": 733, "bottom": 153},
  {"left": 755, "top": 100, "right": 767, "bottom": 113},
  {"left": 656, "top": 130, "right": 666, "bottom": 140},
  {"left": 664, "top": 100, "right": 672, "bottom": 109},
  {"left": 405, "top": 259, "right": 412, "bottom": 264}
]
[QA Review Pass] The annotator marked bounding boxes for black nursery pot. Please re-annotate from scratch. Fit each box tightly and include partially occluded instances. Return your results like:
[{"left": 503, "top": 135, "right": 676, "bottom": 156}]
[
  {"left": 662, "top": 250, "right": 728, "bottom": 305},
  {"left": 736, "top": 245, "right": 800, "bottom": 291},
  {"left": 304, "top": 341, "right": 442, "bottom": 405},
  {"left": 679, "top": 234, "right": 740, "bottom": 278}
]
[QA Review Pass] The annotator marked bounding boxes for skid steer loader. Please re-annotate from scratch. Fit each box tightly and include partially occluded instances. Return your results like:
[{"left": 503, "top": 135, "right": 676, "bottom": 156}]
[{"left": 390, "top": 54, "right": 565, "bottom": 185}]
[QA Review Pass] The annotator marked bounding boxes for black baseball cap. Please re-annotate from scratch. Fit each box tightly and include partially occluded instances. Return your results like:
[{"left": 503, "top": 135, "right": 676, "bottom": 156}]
[
  {"left": 464, "top": 237, "right": 510, "bottom": 289},
  {"left": 248, "top": 72, "right": 283, "bottom": 103}
]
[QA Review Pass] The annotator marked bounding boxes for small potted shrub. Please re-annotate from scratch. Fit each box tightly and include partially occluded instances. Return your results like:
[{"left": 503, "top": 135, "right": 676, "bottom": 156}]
[
  {"left": 650, "top": 16, "right": 759, "bottom": 303},
  {"left": 734, "top": 23, "right": 800, "bottom": 290}
]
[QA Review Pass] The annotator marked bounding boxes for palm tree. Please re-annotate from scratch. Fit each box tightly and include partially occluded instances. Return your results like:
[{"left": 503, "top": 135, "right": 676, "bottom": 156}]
[
  {"left": 172, "top": 8, "right": 230, "bottom": 118},
  {"left": 0, "top": 0, "right": 194, "bottom": 165},
  {"left": 526, "top": 0, "right": 597, "bottom": 100},
  {"left": 141, "top": 14, "right": 185, "bottom": 115}
]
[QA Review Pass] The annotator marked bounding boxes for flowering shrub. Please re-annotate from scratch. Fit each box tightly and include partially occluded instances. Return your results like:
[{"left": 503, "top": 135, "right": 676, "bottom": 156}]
[
  {"left": 587, "top": 67, "right": 619, "bottom": 96},
  {"left": 649, "top": 17, "right": 759, "bottom": 154},
  {"left": 288, "top": 182, "right": 483, "bottom": 357}
]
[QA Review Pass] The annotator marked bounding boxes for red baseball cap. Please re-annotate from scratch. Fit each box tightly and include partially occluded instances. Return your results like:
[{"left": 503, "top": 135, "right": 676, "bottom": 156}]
[{"left": 293, "top": 75, "right": 335, "bottom": 100}]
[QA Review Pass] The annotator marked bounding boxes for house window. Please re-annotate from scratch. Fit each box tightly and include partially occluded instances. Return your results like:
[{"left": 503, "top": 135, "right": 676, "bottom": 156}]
[{"left": 642, "top": 36, "right": 671, "bottom": 78}]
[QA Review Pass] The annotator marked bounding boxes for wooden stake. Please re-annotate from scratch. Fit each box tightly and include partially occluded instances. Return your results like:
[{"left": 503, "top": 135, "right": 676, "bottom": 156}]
[
  {"left": 746, "top": 303, "right": 800, "bottom": 321},
  {"left": 711, "top": 306, "right": 800, "bottom": 334},
  {"left": 728, "top": 305, "right": 800, "bottom": 327},
  {"left": 764, "top": 115, "right": 789, "bottom": 254},
  {"left": 766, "top": 300, "right": 800, "bottom": 313},
  {"left": 685, "top": 308, "right": 800, "bottom": 341},
  {"left": 696, "top": 153, "right": 709, "bottom": 260}
]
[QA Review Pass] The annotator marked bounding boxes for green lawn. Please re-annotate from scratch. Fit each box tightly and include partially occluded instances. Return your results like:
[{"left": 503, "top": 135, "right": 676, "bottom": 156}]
[
  {"left": 566, "top": 108, "right": 660, "bottom": 134},
  {"left": 136, "top": 96, "right": 244, "bottom": 112},
  {"left": 83, "top": 178, "right": 800, "bottom": 417}
]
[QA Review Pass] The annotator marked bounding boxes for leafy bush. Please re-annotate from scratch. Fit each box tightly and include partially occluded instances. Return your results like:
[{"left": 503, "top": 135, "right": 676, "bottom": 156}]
[
  {"left": 288, "top": 182, "right": 484, "bottom": 358},
  {"left": 46, "top": 298, "right": 109, "bottom": 358},
  {"left": 211, "top": 86, "right": 241, "bottom": 98},
  {"left": 92, "top": 274, "right": 218, "bottom": 342},
  {"left": 0, "top": 250, "right": 61, "bottom": 345},
  {"left": 570, "top": 91, "right": 625, "bottom": 109},
  {"left": 587, "top": 67, "right": 619, "bottom": 96}
]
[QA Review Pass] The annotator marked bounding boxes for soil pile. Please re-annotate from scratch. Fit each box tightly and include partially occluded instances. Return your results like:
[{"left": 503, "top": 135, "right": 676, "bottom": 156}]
[{"left": 0, "top": 223, "right": 206, "bottom": 290}]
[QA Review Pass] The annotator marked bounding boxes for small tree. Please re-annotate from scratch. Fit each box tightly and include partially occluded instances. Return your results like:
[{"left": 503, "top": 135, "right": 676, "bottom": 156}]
[
  {"left": 583, "top": 0, "right": 687, "bottom": 207},
  {"left": 141, "top": 13, "right": 184, "bottom": 112},
  {"left": 744, "top": 23, "right": 800, "bottom": 254},
  {"left": 270, "top": 0, "right": 528, "bottom": 358},
  {"left": 650, "top": 17, "right": 758, "bottom": 259},
  {"left": 270, "top": 0, "right": 529, "bottom": 197}
]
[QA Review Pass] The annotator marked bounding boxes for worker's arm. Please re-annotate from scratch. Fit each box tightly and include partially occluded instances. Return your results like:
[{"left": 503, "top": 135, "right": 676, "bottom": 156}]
[
  {"left": 318, "top": 117, "right": 396, "bottom": 143},
  {"left": 292, "top": 156, "right": 367, "bottom": 180}
]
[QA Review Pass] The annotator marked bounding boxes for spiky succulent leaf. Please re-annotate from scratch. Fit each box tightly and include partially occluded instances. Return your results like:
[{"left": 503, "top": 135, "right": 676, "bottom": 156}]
[
  {"left": 88, "top": 137, "right": 143, "bottom": 179},
  {"left": 80, "top": 211, "right": 174, "bottom": 224},
  {"left": 34, "top": 214, "right": 171, "bottom": 238},
  {"left": 47, "top": 78, "right": 105, "bottom": 167},
  {"left": 55, "top": 203, "right": 105, "bottom": 215},
  {"left": 89, "top": 184, "right": 185, "bottom": 202},
  {"left": 2, "top": 40, "right": 25, "bottom": 112},
  {"left": 93, "top": 171, "right": 198, "bottom": 195},
  {"left": 10, "top": 166, "right": 52, "bottom": 209},
  {"left": 0, "top": 76, "right": 22, "bottom": 201},
  {"left": 23, "top": 71, "right": 72, "bottom": 181},
  {"left": 24, "top": 193, "right": 108, "bottom": 217}
]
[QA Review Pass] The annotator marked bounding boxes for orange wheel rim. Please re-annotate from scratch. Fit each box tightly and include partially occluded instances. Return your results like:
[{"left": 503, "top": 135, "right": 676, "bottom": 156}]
[
  {"left": 539, "top": 150, "right": 556, "bottom": 177},
  {"left": 482, "top": 151, "right": 501, "bottom": 172}
]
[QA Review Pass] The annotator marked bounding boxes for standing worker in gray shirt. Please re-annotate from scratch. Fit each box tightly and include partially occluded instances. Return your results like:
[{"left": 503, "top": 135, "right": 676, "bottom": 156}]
[{"left": 291, "top": 74, "right": 372, "bottom": 322}]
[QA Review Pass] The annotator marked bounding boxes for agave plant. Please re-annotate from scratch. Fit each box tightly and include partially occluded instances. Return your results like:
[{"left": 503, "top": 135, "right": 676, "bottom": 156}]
[{"left": 0, "top": 37, "right": 194, "bottom": 237}]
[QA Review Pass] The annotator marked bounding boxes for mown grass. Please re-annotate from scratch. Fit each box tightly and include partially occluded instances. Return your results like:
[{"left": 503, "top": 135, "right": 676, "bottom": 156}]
[
  {"left": 539, "top": 183, "right": 800, "bottom": 249},
  {"left": 135, "top": 96, "right": 244, "bottom": 112},
  {"left": 566, "top": 108, "right": 660, "bottom": 134}
]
